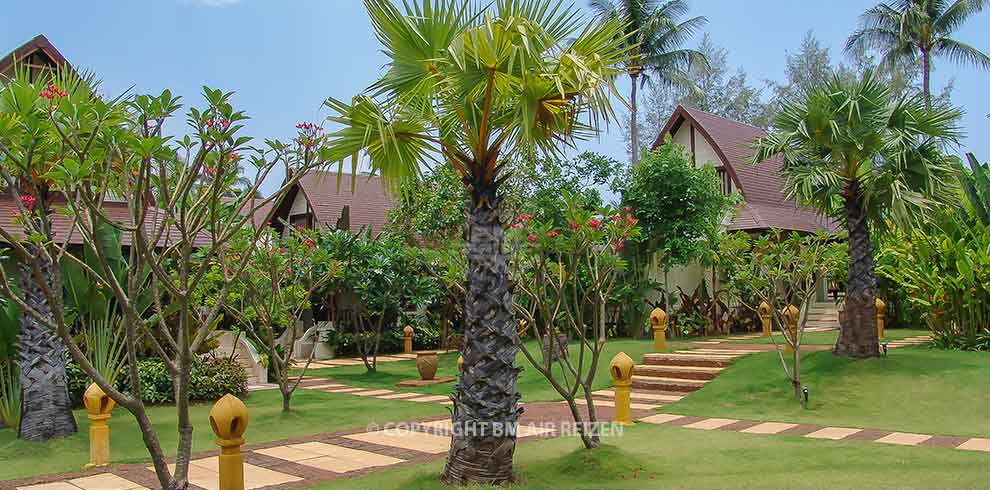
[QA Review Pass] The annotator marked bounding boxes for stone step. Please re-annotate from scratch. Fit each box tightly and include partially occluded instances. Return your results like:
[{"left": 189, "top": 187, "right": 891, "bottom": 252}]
[
  {"left": 674, "top": 349, "right": 760, "bottom": 356},
  {"left": 642, "top": 353, "right": 736, "bottom": 368},
  {"left": 634, "top": 364, "right": 722, "bottom": 381},
  {"left": 592, "top": 389, "right": 685, "bottom": 403},
  {"left": 632, "top": 375, "right": 706, "bottom": 393}
]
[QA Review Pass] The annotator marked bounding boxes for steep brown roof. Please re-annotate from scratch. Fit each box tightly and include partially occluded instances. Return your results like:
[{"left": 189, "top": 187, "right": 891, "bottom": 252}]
[
  {"left": 654, "top": 105, "right": 835, "bottom": 233},
  {"left": 296, "top": 171, "right": 394, "bottom": 234},
  {"left": 0, "top": 35, "right": 70, "bottom": 75}
]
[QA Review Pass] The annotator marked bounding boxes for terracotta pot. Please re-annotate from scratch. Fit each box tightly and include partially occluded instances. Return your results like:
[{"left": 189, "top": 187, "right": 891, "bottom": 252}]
[{"left": 416, "top": 351, "right": 439, "bottom": 380}]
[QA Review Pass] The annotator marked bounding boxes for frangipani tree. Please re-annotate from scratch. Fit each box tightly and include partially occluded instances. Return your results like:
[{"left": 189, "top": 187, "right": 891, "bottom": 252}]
[
  {"left": 322, "top": 0, "right": 630, "bottom": 484},
  {"left": 751, "top": 69, "right": 961, "bottom": 358}
]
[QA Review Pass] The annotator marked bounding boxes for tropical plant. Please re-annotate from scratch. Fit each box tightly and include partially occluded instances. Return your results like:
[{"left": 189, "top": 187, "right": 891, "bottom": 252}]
[
  {"left": 0, "top": 73, "right": 328, "bottom": 489},
  {"left": 846, "top": 0, "right": 990, "bottom": 107},
  {"left": 621, "top": 139, "right": 736, "bottom": 312},
  {"left": 589, "top": 0, "right": 708, "bottom": 164},
  {"left": 0, "top": 65, "right": 89, "bottom": 440},
  {"left": 958, "top": 152, "right": 990, "bottom": 225},
  {"left": 751, "top": 69, "right": 961, "bottom": 358},
  {"left": 719, "top": 231, "right": 846, "bottom": 404},
  {"left": 509, "top": 199, "right": 640, "bottom": 449},
  {"left": 0, "top": 359, "right": 18, "bottom": 428},
  {"left": 322, "top": 0, "right": 631, "bottom": 483},
  {"left": 212, "top": 226, "right": 340, "bottom": 412}
]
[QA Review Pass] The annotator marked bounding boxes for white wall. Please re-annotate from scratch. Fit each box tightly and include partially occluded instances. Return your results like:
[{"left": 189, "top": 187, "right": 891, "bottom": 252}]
[{"left": 289, "top": 190, "right": 309, "bottom": 216}]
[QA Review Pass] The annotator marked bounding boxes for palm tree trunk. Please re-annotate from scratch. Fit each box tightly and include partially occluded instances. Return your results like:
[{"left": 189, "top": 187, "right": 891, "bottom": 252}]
[
  {"left": 16, "top": 246, "right": 78, "bottom": 441},
  {"left": 922, "top": 49, "right": 931, "bottom": 110},
  {"left": 442, "top": 185, "right": 521, "bottom": 486},
  {"left": 630, "top": 72, "right": 640, "bottom": 165},
  {"left": 833, "top": 180, "right": 879, "bottom": 358}
]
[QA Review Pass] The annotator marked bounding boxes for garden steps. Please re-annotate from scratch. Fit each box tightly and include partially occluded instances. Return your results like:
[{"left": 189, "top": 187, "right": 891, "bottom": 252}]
[
  {"left": 633, "top": 364, "right": 723, "bottom": 381},
  {"left": 642, "top": 353, "right": 736, "bottom": 368},
  {"left": 631, "top": 375, "right": 708, "bottom": 393}
]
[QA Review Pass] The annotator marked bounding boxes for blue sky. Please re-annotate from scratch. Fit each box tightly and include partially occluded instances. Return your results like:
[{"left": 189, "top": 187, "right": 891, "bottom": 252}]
[{"left": 2, "top": 1, "right": 988, "bottom": 194}]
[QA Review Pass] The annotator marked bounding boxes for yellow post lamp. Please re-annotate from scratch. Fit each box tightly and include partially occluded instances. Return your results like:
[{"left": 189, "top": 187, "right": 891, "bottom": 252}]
[
  {"left": 83, "top": 383, "right": 116, "bottom": 469},
  {"left": 610, "top": 352, "right": 635, "bottom": 426},
  {"left": 875, "top": 297, "right": 886, "bottom": 340},
  {"left": 403, "top": 325, "right": 414, "bottom": 354},
  {"left": 650, "top": 307, "right": 668, "bottom": 352},
  {"left": 758, "top": 301, "right": 773, "bottom": 338},
  {"left": 781, "top": 304, "right": 799, "bottom": 354},
  {"left": 209, "top": 394, "right": 249, "bottom": 490}
]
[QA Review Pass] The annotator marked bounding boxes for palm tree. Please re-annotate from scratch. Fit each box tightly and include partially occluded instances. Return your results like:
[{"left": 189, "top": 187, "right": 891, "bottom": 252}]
[
  {"left": 846, "top": 0, "right": 990, "bottom": 107},
  {"left": 0, "top": 66, "right": 85, "bottom": 440},
  {"left": 752, "top": 70, "right": 961, "bottom": 358},
  {"left": 323, "top": 0, "right": 630, "bottom": 483},
  {"left": 590, "top": 0, "right": 707, "bottom": 164}
]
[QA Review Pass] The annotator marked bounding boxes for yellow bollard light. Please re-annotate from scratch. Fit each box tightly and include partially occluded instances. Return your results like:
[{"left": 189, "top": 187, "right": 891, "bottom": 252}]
[
  {"left": 650, "top": 307, "right": 668, "bottom": 352},
  {"left": 209, "top": 394, "right": 249, "bottom": 490},
  {"left": 781, "top": 304, "right": 799, "bottom": 354},
  {"left": 83, "top": 383, "right": 116, "bottom": 468},
  {"left": 457, "top": 355, "right": 465, "bottom": 375},
  {"left": 875, "top": 297, "right": 886, "bottom": 340},
  {"left": 758, "top": 301, "right": 773, "bottom": 338},
  {"left": 609, "top": 352, "right": 635, "bottom": 426},
  {"left": 403, "top": 325, "right": 414, "bottom": 354}
]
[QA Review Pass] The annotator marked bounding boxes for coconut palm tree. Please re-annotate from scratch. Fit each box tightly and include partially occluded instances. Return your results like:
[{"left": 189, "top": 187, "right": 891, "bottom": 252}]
[
  {"left": 323, "top": 0, "right": 630, "bottom": 483},
  {"left": 846, "top": 0, "right": 989, "bottom": 108},
  {"left": 751, "top": 69, "right": 961, "bottom": 358},
  {"left": 589, "top": 0, "right": 707, "bottom": 164}
]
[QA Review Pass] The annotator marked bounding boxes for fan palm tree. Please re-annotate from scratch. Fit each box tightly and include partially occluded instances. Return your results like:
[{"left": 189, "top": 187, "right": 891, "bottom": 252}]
[
  {"left": 0, "top": 65, "right": 88, "bottom": 440},
  {"left": 589, "top": 0, "right": 707, "bottom": 164},
  {"left": 751, "top": 69, "right": 961, "bottom": 358},
  {"left": 846, "top": 0, "right": 990, "bottom": 108},
  {"left": 323, "top": 0, "right": 630, "bottom": 483}
]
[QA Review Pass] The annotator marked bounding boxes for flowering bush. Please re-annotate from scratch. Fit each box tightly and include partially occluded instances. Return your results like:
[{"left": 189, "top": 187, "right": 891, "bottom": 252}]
[{"left": 507, "top": 198, "right": 640, "bottom": 449}]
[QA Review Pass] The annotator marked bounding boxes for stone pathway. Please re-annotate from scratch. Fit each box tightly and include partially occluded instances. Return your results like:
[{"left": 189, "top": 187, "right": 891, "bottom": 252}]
[
  {"left": 639, "top": 413, "right": 990, "bottom": 453},
  {"left": 290, "top": 351, "right": 456, "bottom": 371},
  {"left": 292, "top": 378, "right": 455, "bottom": 406}
]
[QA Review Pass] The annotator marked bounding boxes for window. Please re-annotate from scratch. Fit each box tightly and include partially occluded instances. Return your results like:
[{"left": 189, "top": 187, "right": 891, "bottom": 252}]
[{"left": 716, "top": 166, "right": 732, "bottom": 195}]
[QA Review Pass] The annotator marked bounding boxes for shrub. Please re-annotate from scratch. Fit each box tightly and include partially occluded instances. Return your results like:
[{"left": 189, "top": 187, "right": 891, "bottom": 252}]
[{"left": 66, "top": 357, "right": 247, "bottom": 406}]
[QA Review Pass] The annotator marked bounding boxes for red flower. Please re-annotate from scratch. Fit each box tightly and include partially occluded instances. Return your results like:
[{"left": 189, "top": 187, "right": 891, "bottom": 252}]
[
  {"left": 545, "top": 230, "right": 560, "bottom": 238},
  {"left": 612, "top": 213, "right": 622, "bottom": 222},
  {"left": 587, "top": 218, "right": 602, "bottom": 229},
  {"left": 526, "top": 233, "right": 538, "bottom": 244},
  {"left": 623, "top": 206, "right": 633, "bottom": 214},
  {"left": 569, "top": 221, "right": 581, "bottom": 231},
  {"left": 304, "top": 239, "right": 315, "bottom": 249},
  {"left": 295, "top": 224, "right": 305, "bottom": 231},
  {"left": 278, "top": 247, "right": 287, "bottom": 254},
  {"left": 38, "top": 84, "right": 67, "bottom": 100},
  {"left": 626, "top": 216, "right": 638, "bottom": 225},
  {"left": 510, "top": 222, "right": 524, "bottom": 229},
  {"left": 19, "top": 194, "right": 36, "bottom": 211},
  {"left": 204, "top": 118, "right": 214, "bottom": 128},
  {"left": 612, "top": 241, "right": 625, "bottom": 250}
]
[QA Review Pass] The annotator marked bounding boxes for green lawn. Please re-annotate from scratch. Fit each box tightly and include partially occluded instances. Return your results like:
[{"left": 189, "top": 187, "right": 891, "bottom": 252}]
[
  {"left": 305, "top": 339, "right": 668, "bottom": 403},
  {"left": 0, "top": 389, "right": 445, "bottom": 481},
  {"left": 739, "top": 328, "right": 929, "bottom": 346},
  {"left": 669, "top": 346, "right": 990, "bottom": 437},
  {"left": 304, "top": 422, "right": 989, "bottom": 489}
]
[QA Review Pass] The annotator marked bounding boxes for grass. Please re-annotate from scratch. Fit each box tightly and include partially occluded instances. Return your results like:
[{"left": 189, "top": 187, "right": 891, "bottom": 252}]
[
  {"left": 669, "top": 346, "right": 990, "bottom": 437},
  {"left": 740, "top": 328, "right": 929, "bottom": 345},
  {"left": 0, "top": 389, "right": 445, "bottom": 481},
  {"left": 306, "top": 339, "right": 671, "bottom": 403},
  {"left": 303, "top": 422, "right": 989, "bottom": 489}
]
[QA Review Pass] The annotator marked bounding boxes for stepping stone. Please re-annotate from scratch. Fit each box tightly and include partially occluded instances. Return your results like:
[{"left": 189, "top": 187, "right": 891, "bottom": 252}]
[
  {"left": 593, "top": 390, "right": 683, "bottom": 403},
  {"left": 19, "top": 474, "right": 149, "bottom": 490},
  {"left": 405, "top": 395, "right": 450, "bottom": 403},
  {"left": 377, "top": 392, "right": 423, "bottom": 400},
  {"left": 957, "top": 438, "right": 990, "bottom": 452},
  {"left": 246, "top": 383, "right": 279, "bottom": 392},
  {"left": 305, "top": 383, "right": 346, "bottom": 390},
  {"left": 683, "top": 418, "right": 739, "bottom": 430},
  {"left": 324, "top": 387, "right": 367, "bottom": 394},
  {"left": 153, "top": 458, "right": 302, "bottom": 490},
  {"left": 353, "top": 389, "right": 396, "bottom": 397},
  {"left": 390, "top": 353, "right": 418, "bottom": 359},
  {"left": 875, "top": 432, "right": 932, "bottom": 446},
  {"left": 256, "top": 442, "right": 404, "bottom": 473},
  {"left": 741, "top": 422, "right": 798, "bottom": 434},
  {"left": 575, "top": 398, "right": 660, "bottom": 410},
  {"left": 345, "top": 428, "right": 451, "bottom": 454},
  {"left": 805, "top": 427, "right": 862, "bottom": 440},
  {"left": 638, "top": 413, "right": 685, "bottom": 425}
]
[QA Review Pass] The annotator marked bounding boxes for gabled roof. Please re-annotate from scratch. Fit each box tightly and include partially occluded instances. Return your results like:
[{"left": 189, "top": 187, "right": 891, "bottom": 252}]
[
  {"left": 0, "top": 35, "right": 70, "bottom": 75},
  {"left": 294, "top": 171, "right": 394, "bottom": 234},
  {"left": 653, "top": 105, "right": 834, "bottom": 233}
]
